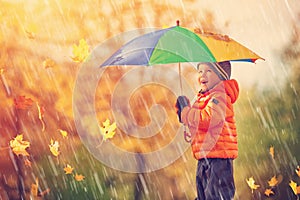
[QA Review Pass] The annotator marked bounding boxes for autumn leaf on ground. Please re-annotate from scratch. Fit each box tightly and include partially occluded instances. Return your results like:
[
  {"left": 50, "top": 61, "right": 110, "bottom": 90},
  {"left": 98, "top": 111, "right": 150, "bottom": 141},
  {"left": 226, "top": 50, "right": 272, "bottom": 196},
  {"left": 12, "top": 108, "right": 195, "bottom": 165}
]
[
  {"left": 64, "top": 164, "right": 74, "bottom": 174},
  {"left": 10, "top": 134, "right": 30, "bottom": 156},
  {"left": 49, "top": 139, "right": 60, "bottom": 157},
  {"left": 59, "top": 129, "right": 68, "bottom": 138},
  {"left": 296, "top": 166, "right": 300, "bottom": 178},
  {"left": 269, "top": 146, "right": 274, "bottom": 159},
  {"left": 31, "top": 178, "right": 39, "bottom": 197},
  {"left": 43, "top": 58, "right": 57, "bottom": 68},
  {"left": 14, "top": 96, "right": 34, "bottom": 109},
  {"left": 36, "top": 102, "right": 45, "bottom": 131},
  {"left": 268, "top": 176, "right": 278, "bottom": 187},
  {"left": 74, "top": 173, "right": 85, "bottom": 181},
  {"left": 71, "top": 39, "right": 90, "bottom": 63},
  {"left": 289, "top": 180, "right": 300, "bottom": 195},
  {"left": 246, "top": 177, "right": 260, "bottom": 193},
  {"left": 264, "top": 188, "right": 274, "bottom": 197},
  {"left": 100, "top": 119, "right": 117, "bottom": 141}
]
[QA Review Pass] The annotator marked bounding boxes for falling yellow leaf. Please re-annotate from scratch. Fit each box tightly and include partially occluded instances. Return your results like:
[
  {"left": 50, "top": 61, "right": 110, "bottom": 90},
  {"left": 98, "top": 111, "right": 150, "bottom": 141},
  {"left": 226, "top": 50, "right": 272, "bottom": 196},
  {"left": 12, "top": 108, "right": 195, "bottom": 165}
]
[
  {"left": 39, "top": 188, "right": 51, "bottom": 197},
  {"left": 36, "top": 102, "right": 45, "bottom": 131},
  {"left": 100, "top": 119, "right": 117, "bottom": 141},
  {"left": 74, "top": 173, "right": 85, "bottom": 181},
  {"left": 296, "top": 166, "right": 300, "bottom": 178},
  {"left": 289, "top": 180, "right": 299, "bottom": 195},
  {"left": 246, "top": 177, "right": 260, "bottom": 193},
  {"left": 269, "top": 146, "right": 274, "bottom": 159},
  {"left": 43, "top": 58, "right": 57, "bottom": 68},
  {"left": 31, "top": 178, "right": 50, "bottom": 197},
  {"left": 25, "top": 30, "right": 35, "bottom": 39},
  {"left": 49, "top": 139, "right": 60, "bottom": 157},
  {"left": 268, "top": 176, "right": 278, "bottom": 187},
  {"left": 71, "top": 39, "right": 90, "bottom": 63},
  {"left": 24, "top": 158, "right": 32, "bottom": 167},
  {"left": 14, "top": 96, "right": 34, "bottom": 109},
  {"left": 264, "top": 188, "right": 274, "bottom": 197},
  {"left": 25, "top": 23, "right": 38, "bottom": 39},
  {"left": 31, "top": 178, "right": 39, "bottom": 197},
  {"left": 59, "top": 129, "right": 68, "bottom": 138},
  {"left": 9, "top": 134, "right": 30, "bottom": 156},
  {"left": 0, "top": 68, "right": 4, "bottom": 75},
  {"left": 64, "top": 164, "right": 74, "bottom": 175}
]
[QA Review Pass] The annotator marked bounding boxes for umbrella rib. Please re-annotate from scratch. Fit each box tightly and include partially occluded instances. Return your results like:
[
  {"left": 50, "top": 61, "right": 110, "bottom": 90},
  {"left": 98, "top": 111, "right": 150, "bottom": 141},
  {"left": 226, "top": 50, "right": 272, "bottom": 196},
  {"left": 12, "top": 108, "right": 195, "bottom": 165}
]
[{"left": 147, "top": 26, "right": 177, "bottom": 65}]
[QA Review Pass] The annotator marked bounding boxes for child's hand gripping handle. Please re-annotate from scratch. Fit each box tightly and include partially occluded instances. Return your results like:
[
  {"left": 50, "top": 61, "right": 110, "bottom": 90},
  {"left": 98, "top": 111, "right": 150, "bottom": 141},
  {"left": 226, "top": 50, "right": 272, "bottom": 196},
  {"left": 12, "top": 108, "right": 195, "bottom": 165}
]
[{"left": 175, "top": 96, "right": 190, "bottom": 123}]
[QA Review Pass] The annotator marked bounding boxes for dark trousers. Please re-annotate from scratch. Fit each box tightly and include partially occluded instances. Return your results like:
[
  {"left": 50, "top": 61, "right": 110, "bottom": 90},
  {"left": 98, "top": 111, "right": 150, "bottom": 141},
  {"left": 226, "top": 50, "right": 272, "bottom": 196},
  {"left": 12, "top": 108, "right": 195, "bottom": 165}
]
[{"left": 196, "top": 158, "right": 235, "bottom": 200}]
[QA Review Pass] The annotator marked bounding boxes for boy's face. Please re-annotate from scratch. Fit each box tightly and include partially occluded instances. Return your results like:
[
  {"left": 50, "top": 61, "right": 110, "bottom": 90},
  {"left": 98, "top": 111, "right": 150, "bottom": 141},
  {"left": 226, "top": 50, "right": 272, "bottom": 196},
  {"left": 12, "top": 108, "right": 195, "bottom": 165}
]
[{"left": 197, "top": 63, "right": 222, "bottom": 93}]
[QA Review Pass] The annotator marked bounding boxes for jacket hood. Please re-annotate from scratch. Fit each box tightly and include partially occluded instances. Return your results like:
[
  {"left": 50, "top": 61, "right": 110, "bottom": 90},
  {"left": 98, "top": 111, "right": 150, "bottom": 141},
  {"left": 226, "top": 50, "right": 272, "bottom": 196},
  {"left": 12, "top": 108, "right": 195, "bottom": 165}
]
[{"left": 223, "top": 79, "right": 239, "bottom": 103}]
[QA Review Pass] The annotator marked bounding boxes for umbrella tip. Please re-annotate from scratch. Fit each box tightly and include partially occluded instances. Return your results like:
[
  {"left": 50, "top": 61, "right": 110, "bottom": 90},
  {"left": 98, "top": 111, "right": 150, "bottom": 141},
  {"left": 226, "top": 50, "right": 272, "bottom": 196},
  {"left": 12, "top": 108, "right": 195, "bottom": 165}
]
[{"left": 176, "top": 20, "right": 180, "bottom": 26}]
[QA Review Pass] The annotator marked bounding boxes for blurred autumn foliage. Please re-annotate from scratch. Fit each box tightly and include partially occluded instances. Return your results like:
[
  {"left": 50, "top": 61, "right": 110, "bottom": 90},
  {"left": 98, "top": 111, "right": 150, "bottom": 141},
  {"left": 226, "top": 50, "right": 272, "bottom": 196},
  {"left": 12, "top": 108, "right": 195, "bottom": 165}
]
[
  {"left": 0, "top": 0, "right": 299, "bottom": 200},
  {"left": 234, "top": 14, "right": 300, "bottom": 199},
  {"left": 0, "top": 0, "right": 215, "bottom": 199}
]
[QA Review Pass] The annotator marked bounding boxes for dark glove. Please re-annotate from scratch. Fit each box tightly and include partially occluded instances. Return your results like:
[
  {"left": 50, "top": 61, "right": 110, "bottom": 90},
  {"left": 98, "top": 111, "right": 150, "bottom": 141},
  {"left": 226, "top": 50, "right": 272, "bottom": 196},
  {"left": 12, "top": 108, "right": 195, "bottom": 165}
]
[{"left": 175, "top": 96, "right": 190, "bottom": 123}]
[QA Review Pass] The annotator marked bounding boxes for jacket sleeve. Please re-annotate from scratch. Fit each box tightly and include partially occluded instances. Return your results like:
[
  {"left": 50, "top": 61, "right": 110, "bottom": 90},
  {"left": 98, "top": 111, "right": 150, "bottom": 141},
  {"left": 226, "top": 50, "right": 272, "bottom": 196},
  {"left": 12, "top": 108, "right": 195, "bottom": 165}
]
[{"left": 181, "top": 94, "right": 227, "bottom": 131}]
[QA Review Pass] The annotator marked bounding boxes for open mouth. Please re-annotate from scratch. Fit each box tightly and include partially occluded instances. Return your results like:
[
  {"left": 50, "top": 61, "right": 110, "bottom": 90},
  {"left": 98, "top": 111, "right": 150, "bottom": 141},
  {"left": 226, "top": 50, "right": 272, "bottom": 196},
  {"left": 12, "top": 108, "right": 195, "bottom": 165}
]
[{"left": 201, "top": 80, "right": 208, "bottom": 84}]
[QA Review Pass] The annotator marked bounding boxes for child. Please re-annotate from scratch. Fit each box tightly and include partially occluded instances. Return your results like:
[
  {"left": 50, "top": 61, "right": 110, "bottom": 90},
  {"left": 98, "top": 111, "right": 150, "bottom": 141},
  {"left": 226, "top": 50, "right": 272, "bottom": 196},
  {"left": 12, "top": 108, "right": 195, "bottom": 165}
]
[{"left": 176, "top": 61, "right": 239, "bottom": 200}]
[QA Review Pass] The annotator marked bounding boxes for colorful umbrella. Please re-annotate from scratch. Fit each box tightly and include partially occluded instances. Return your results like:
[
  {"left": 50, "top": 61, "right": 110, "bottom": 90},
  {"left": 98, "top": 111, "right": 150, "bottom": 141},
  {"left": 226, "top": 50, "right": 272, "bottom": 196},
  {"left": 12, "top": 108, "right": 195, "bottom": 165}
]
[
  {"left": 100, "top": 22, "right": 263, "bottom": 143},
  {"left": 100, "top": 23, "right": 263, "bottom": 67}
]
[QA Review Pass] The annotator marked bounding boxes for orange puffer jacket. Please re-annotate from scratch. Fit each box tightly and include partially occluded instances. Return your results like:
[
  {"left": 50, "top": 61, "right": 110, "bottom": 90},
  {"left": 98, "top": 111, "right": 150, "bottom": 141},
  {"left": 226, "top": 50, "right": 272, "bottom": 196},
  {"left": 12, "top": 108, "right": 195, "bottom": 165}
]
[{"left": 181, "top": 79, "right": 239, "bottom": 160}]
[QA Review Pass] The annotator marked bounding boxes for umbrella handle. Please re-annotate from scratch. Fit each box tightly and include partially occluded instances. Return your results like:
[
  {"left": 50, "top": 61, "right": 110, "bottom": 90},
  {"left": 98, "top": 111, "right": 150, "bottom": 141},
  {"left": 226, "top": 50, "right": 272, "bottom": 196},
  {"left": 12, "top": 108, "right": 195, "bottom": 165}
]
[
  {"left": 183, "top": 126, "right": 192, "bottom": 143},
  {"left": 183, "top": 91, "right": 202, "bottom": 143}
]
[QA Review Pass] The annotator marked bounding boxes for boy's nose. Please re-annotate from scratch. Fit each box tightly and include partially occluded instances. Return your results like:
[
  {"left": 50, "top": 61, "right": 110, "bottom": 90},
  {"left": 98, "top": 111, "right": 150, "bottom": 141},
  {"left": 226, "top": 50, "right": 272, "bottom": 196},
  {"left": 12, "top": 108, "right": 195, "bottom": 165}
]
[
  {"left": 198, "top": 75, "right": 205, "bottom": 84},
  {"left": 198, "top": 71, "right": 206, "bottom": 78}
]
